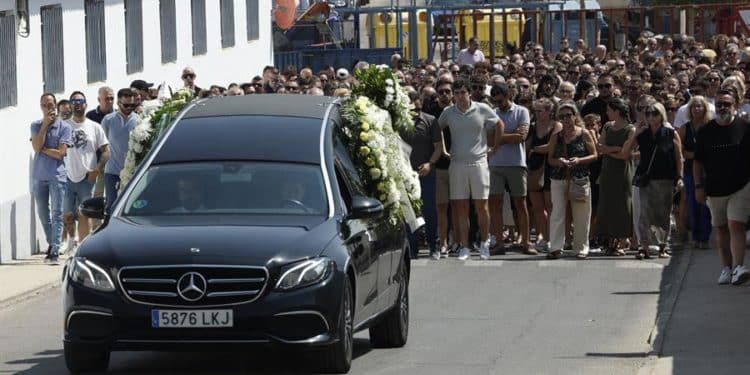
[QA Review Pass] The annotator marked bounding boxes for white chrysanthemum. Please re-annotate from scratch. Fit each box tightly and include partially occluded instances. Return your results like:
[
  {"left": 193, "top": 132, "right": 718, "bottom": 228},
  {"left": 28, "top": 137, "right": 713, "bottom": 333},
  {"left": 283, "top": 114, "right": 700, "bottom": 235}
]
[
  {"left": 385, "top": 79, "right": 394, "bottom": 86},
  {"left": 369, "top": 168, "right": 382, "bottom": 180}
]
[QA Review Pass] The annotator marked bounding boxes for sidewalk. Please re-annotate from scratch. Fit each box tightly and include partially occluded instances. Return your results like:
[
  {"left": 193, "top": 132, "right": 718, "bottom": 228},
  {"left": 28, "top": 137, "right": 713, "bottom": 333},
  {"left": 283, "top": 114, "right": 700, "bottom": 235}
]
[
  {"left": 0, "top": 254, "right": 66, "bottom": 308},
  {"left": 640, "top": 246, "right": 750, "bottom": 375}
]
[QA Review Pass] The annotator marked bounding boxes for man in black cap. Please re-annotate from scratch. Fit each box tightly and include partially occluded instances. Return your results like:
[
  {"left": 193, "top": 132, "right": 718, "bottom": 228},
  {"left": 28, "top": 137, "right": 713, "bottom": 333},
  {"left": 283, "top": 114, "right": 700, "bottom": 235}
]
[{"left": 130, "top": 79, "right": 153, "bottom": 113}]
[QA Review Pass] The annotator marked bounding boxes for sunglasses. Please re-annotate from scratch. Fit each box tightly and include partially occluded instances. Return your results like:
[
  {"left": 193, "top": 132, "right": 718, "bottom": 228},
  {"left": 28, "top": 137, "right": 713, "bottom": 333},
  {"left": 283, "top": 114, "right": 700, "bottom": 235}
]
[
  {"left": 438, "top": 89, "right": 452, "bottom": 95},
  {"left": 472, "top": 85, "right": 485, "bottom": 90},
  {"left": 70, "top": 98, "right": 86, "bottom": 105},
  {"left": 120, "top": 103, "right": 137, "bottom": 109},
  {"left": 666, "top": 107, "right": 678, "bottom": 112},
  {"left": 644, "top": 110, "right": 660, "bottom": 117},
  {"left": 519, "top": 84, "right": 530, "bottom": 89},
  {"left": 559, "top": 113, "right": 574, "bottom": 119},
  {"left": 182, "top": 74, "right": 196, "bottom": 79},
  {"left": 524, "top": 67, "right": 535, "bottom": 71},
  {"left": 598, "top": 83, "right": 613, "bottom": 89},
  {"left": 715, "top": 101, "right": 734, "bottom": 108},
  {"left": 567, "top": 71, "right": 579, "bottom": 74}
]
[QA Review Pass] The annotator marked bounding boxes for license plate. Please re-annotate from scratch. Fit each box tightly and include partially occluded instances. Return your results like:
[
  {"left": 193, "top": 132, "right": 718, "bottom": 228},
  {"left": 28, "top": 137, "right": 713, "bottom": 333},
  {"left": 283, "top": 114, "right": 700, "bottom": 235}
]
[{"left": 152, "top": 309, "right": 233, "bottom": 328}]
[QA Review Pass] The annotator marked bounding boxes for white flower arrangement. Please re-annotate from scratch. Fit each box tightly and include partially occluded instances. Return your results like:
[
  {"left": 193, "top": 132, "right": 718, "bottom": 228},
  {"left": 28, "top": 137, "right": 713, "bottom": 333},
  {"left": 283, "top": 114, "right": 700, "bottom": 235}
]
[
  {"left": 119, "top": 90, "right": 193, "bottom": 190},
  {"left": 341, "top": 95, "right": 422, "bottom": 227}
]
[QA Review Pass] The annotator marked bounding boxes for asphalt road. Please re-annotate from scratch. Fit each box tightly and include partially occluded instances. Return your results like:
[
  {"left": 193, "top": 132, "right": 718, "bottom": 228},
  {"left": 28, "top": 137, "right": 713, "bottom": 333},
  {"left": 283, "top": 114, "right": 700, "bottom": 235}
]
[{"left": 0, "top": 253, "right": 672, "bottom": 375}]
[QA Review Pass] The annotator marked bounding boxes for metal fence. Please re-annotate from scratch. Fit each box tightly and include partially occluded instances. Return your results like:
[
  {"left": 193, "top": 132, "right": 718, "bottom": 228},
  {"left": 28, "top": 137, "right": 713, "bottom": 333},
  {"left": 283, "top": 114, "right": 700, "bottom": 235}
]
[
  {"left": 327, "top": 2, "right": 750, "bottom": 65},
  {"left": 125, "top": 0, "right": 144, "bottom": 74},
  {"left": 41, "top": 5, "right": 64, "bottom": 93},
  {"left": 191, "top": 0, "right": 207, "bottom": 55},
  {"left": 0, "top": 10, "right": 17, "bottom": 108},
  {"left": 160, "top": 0, "right": 177, "bottom": 63},
  {"left": 85, "top": 0, "right": 107, "bottom": 83}
]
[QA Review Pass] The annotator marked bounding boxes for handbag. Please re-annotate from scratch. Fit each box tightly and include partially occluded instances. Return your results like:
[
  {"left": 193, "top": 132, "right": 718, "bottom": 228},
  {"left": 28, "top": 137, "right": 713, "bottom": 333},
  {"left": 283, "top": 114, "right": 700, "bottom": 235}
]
[
  {"left": 632, "top": 146, "right": 657, "bottom": 188},
  {"left": 563, "top": 135, "right": 590, "bottom": 201}
]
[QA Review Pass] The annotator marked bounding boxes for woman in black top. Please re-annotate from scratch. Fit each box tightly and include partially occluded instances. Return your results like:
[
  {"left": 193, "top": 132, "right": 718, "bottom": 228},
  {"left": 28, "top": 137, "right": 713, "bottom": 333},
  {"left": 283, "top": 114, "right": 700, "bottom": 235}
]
[
  {"left": 677, "top": 96, "right": 713, "bottom": 249},
  {"left": 618, "top": 102, "right": 684, "bottom": 259},
  {"left": 527, "top": 98, "right": 562, "bottom": 252}
]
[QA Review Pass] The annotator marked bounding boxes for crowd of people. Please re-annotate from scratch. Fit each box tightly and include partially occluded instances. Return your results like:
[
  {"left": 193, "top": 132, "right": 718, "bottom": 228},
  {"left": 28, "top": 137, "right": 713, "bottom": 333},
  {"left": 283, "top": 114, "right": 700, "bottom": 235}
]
[{"left": 30, "top": 33, "right": 750, "bottom": 286}]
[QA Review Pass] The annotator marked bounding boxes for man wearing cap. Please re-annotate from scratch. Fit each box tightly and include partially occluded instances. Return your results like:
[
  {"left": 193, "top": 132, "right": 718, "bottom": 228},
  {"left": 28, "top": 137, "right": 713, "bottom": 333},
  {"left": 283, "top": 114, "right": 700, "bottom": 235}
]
[{"left": 130, "top": 79, "right": 156, "bottom": 113}]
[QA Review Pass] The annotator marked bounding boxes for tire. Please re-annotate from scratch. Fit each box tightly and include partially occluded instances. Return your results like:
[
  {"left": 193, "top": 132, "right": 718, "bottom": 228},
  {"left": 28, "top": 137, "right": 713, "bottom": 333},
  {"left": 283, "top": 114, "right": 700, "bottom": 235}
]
[
  {"left": 64, "top": 341, "right": 110, "bottom": 374},
  {"left": 316, "top": 277, "right": 353, "bottom": 374},
  {"left": 369, "top": 254, "right": 409, "bottom": 348}
]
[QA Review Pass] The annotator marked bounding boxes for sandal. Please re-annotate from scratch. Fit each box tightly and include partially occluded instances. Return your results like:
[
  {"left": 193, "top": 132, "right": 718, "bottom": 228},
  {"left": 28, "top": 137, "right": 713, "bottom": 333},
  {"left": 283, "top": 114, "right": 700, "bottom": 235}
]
[
  {"left": 576, "top": 252, "right": 588, "bottom": 260},
  {"left": 546, "top": 250, "right": 563, "bottom": 259},
  {"left": 659, "top": 250, "right": 671, "bottom": 258}
]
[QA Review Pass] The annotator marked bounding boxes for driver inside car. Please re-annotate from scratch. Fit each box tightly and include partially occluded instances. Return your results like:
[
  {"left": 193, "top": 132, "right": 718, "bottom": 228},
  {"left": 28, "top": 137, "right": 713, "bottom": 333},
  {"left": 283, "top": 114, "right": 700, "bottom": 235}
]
[
  {"left": 279, "top": 178, "right": 311, "bottom": 212},
  {"left": 168, "top": 177, "right": 207, "bottom": 213}
]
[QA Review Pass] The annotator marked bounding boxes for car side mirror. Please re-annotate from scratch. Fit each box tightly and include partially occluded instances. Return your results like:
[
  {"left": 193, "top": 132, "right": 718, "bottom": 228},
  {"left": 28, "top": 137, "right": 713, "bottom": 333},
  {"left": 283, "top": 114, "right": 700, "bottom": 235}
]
[
  {"left": 348, "top": 196, "right": 384, "bottom": 220},
  {"left": 79, "top": 197, "right": 105, "bottom": 220}
]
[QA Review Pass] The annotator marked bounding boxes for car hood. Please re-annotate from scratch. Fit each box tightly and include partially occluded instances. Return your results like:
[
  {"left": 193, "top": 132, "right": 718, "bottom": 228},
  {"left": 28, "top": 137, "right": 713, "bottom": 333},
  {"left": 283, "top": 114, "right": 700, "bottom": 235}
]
[{"left": 77, "top": 216, "right": 338, "bottom": 268}]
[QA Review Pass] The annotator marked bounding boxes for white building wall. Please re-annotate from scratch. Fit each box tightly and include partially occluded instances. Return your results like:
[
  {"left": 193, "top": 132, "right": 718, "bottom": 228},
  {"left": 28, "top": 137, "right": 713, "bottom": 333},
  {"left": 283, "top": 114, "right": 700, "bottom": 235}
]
[{"left": 0, "top": 0, "right": 273, "bottom": 262}]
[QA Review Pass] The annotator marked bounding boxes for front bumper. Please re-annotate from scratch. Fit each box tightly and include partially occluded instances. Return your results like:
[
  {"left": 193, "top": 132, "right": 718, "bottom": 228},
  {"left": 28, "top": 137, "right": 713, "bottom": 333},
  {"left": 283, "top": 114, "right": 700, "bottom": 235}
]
[{"left": 63, "top": 270, "right": 345, "bottom": 351}]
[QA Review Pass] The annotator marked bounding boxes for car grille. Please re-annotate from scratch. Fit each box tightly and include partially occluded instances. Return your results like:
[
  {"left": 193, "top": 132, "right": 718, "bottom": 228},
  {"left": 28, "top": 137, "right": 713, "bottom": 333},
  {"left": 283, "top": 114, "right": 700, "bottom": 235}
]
[{"left": 118, "top": 265, "right": 269, "bottom": 307}]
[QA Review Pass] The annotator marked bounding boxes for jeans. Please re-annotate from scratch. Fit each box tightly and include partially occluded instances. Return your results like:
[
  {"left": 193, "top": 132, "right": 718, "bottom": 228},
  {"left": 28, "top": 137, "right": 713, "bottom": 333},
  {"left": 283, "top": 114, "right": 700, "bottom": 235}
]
[
  {"left": 104, "top": 173, "right": 121, "bottom": 214},
  {"left": 684, "top": 169, "right": 712, "bottom": 242},
  {"left": 409, "top": 171, "right": 438, "bottom": 258},
  {"left": 32, "top": 180, "right": 66, "bottom": 257}
]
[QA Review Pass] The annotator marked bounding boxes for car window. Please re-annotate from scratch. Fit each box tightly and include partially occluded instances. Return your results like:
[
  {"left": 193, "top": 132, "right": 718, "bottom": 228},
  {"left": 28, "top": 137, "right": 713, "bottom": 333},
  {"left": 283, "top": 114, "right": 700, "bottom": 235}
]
[{"left": 122, "top": 162, "right": 328, "bottom": 217}]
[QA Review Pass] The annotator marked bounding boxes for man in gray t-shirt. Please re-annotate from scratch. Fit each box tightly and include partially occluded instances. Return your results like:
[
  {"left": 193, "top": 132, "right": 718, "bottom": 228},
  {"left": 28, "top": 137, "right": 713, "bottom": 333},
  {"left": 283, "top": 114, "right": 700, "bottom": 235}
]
[
  {"left": 101, "top": 88, "right": 138, "bottom": 214},
  {"left": 438, "top": 79, "right": 504, "bottom": 261},
  {"left": 488, "top": 83, "right": 536, "bottom": 255}
]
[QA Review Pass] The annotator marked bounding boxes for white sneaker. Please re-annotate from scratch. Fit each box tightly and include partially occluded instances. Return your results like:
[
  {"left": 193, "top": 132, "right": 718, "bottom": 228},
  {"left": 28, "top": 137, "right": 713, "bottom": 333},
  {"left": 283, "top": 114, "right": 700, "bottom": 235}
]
[
  {"left": 718, "top": 267, "right": 732, "bottom": 285},
  {"left": 489, "top": 235, "right": 497, "bottom": 248},
  {"left": 479, "top": 240, "right": 491, "bottom": 260},
  {"left": 430, "top": 251, "right": 441, "bottom": 260},
  {"left": 457, "top": 247, "right": 471, "bottom": 261},
  {"left": 731, "top": 265, "right": 750, "bottom": 285},
  {"left": 61, "top": 239, "right": 77, "bottom": 255},
  {"left": 439, "top": 245, "right": 449, "bottom": 256}
]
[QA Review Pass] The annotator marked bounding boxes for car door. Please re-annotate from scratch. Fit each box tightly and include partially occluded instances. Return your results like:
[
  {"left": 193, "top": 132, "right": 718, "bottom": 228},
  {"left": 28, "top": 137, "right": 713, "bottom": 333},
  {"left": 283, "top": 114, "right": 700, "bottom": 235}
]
[{"left": 333, "top": 145, "right": 381, "bottom": 323}]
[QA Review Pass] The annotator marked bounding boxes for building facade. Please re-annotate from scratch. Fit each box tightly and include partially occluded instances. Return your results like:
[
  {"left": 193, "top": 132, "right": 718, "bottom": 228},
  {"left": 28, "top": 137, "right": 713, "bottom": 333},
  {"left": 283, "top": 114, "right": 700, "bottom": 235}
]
[{"left": 0, "top": 0, "right": 273, "bottom": 263}]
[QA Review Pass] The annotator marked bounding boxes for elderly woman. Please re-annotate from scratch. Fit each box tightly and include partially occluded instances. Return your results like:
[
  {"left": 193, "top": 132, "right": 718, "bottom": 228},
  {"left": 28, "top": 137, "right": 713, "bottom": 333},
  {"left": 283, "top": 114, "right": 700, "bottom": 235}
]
[
  {"left": 617, "top": 102, "right": 684, "bottom": 259},
  {"left": 546, "top": 102, "right": 599, "bottom": 259},
  {"left": 678, "top": 96, "right": 713, "bottom": 248}
]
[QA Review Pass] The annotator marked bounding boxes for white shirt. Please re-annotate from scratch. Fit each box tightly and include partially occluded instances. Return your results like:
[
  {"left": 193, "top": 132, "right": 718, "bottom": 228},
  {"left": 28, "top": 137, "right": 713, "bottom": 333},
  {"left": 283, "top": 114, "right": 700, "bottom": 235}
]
[
  {"left": 64, "top": 118, "right": 108, "bottom": 182},
  {"left": 673, "top": 102, "right": 715, "bottom": 128},
  {"left": 456, "top": 48, "right": 485, "bottom": 67}
]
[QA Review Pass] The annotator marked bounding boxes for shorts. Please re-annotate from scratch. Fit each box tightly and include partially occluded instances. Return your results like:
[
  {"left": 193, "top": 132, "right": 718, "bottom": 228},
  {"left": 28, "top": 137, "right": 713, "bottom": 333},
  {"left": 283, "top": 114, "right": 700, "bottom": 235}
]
[
  {"left": 436, "top": 169, "right": 451, "bottom": 204},
  {"left": 489, "top": 166, "right": 527, "bottom": 197},
  {"left": 707, "top": 180, "right": 750, "bottom": 227},
  {"left": 64, "top": 178, "right": 94, "bottom": 215},
  {"left": 449, "top": 161, "right": 490, "bottom": 200}
]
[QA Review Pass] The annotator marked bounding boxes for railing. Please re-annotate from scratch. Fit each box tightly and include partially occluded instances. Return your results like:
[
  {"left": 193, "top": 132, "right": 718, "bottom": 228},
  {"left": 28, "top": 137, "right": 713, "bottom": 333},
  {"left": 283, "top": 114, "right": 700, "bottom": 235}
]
[{"left": 319, "top": 2, "right": 748, "bottom": 65}]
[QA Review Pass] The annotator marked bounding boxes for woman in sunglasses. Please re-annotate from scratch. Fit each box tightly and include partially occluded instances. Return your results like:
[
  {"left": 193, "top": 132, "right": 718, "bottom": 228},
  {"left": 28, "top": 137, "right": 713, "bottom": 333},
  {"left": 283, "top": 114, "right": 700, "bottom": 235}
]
[
  {"left": 677, "top": 96, "right": 712, "bottom": 249},
  {"left": 546, "top": 102, "right": 598, "bottom": 259},
  {"left": 617, "top": 102, "right": 684, "bottom": 259}
]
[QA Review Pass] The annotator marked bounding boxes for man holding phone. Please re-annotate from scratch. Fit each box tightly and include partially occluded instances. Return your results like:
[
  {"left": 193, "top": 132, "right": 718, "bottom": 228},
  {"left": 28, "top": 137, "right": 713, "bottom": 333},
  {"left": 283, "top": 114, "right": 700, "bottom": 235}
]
[
  {"left": 30, "top": 93, "right": 72, "bottom": 264},
  {"left": 101, "top": 88, "right": 138, "bottom": 214}
]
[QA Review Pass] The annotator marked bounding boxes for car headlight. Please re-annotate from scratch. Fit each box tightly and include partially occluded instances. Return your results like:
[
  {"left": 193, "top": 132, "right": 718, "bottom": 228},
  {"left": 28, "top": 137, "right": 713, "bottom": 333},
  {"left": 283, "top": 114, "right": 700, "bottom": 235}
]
[
  {"left": 68, "top": 257, "right": 116, "bottom": 292},
  {"left": 276, "top": 257, "right": 334, "bottom": 291}
]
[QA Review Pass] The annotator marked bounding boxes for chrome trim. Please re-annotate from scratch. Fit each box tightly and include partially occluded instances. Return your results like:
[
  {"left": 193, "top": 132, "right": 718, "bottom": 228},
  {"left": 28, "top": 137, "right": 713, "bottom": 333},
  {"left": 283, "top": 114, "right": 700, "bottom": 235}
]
[
  {"left": 274, "top": 310, "right": 331, "bottom": 331},
  {"left": 206, "top": 290, "right": 260, "bottom": 298},
  {"left": 128, "top": 290, "right": 178, "bottom": 297},
  {"left": 208, "top": 278, "right": 264, "bottom": 284},
  {"left": 266, "top": 333, "right": 331, "bottom": 344},
  {"left": 320, "top": 100, "right": 337, "bottom": 219},
  {"left": 122, "top": 278, "right": 176, "bottom": 284},
  {"left": 116, "top": 264, "right": 269, "bottom": 308},
  {"left": 116, "top": 339, "right": 270, "bottom": 344},
  {"left": 111, "top": 99, "right": 201, "bottom": 217},
  {"left": 66, "top": 310, "right": 113, "bottom": 330}
]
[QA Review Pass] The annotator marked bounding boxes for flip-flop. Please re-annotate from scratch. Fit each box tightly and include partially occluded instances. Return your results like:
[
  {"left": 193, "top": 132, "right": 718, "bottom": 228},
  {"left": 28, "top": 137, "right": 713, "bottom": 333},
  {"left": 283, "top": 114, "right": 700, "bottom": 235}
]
[{"left": 546, "top": 250, "right": 563, "bottom": 259}]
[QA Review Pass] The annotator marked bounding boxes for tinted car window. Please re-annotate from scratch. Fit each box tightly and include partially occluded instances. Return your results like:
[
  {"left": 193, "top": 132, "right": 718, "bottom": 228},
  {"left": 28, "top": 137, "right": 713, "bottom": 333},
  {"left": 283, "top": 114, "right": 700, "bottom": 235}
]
[{"left": 123, "top": 162, "right": 327, "bottom": 216}]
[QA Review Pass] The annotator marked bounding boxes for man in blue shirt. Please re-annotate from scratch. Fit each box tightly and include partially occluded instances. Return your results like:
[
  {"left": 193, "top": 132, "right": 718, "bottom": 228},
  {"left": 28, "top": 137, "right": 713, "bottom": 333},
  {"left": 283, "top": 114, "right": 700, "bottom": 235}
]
[
  {"left": 101, "top": 88, "right": 138, "bottom": 214},
  {"left": 30, "top": 93, "right": 73, "bottom": 264}
]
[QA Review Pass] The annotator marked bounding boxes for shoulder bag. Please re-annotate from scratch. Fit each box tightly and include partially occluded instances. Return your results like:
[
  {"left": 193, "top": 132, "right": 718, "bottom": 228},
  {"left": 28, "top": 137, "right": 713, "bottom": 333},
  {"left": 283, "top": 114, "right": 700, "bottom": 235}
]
[
  {"left": 563, "top": 133, "right": 590, "bottom": 202},
  {"left": 632, "top": 145, "right": 657, "bottom": 188}
]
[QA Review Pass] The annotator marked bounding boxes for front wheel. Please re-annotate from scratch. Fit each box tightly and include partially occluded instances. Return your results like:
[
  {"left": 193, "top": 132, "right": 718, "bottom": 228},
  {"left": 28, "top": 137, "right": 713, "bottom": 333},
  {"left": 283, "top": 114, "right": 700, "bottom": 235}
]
[
  {"left": 315, "top": 277, "right": 353, "bottom": 373},
  {"left": 369, "top": 254, "right": 409, "bottom": 348},
  {"left": 64, "top": 341, "right": 110, "bottom": 373}
]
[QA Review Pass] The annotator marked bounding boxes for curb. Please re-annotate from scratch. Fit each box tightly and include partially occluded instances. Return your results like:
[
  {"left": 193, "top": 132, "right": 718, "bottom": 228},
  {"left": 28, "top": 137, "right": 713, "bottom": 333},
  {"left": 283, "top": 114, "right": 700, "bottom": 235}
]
[
  {"left": 0, "top": 280, "right": 62, "bottom": 310},
  {"left": 638, "top": 247, "right": 694, "bottom": 374}
]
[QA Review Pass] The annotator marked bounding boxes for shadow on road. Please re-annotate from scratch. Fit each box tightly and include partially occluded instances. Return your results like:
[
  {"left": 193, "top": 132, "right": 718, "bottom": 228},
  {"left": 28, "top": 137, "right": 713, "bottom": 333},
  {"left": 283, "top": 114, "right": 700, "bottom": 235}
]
[{"left": 9, "top": 338, "right": 374, "bottom": 374}]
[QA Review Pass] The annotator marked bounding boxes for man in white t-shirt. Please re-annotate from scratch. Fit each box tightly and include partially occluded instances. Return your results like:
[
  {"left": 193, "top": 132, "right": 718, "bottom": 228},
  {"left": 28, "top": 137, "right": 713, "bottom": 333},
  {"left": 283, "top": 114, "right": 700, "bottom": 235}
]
[
  {"left": 456, "top": 37, "right": 485, "bottom": 67},
  {"left": 63, "top": 91, "right": 109, "bottom": 251}
]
